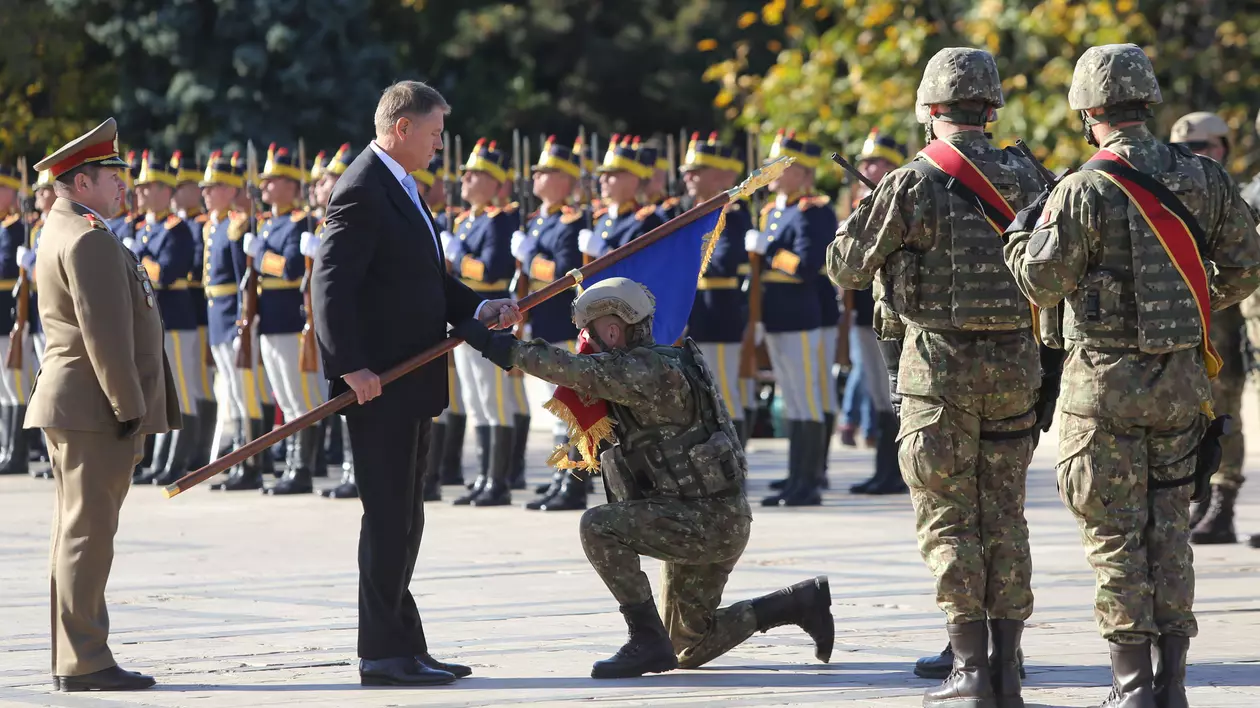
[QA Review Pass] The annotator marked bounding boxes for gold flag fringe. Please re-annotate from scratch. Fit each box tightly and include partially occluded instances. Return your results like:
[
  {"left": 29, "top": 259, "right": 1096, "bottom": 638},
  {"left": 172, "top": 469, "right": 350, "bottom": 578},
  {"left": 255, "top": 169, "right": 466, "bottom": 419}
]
[{"left": 543, "top": 396, "right": 615, "bottom": 473}]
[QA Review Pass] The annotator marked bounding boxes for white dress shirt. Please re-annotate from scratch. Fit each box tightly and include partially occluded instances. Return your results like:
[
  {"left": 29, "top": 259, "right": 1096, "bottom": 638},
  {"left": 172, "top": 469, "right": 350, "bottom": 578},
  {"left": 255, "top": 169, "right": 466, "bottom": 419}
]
[{"left": 368, "top": 141, "right": 442, "bottom": 256}]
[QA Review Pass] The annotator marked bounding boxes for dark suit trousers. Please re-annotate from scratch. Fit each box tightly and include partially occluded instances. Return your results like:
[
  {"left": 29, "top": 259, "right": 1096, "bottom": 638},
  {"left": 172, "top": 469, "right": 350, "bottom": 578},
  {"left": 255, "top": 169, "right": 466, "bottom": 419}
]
[{"left": 348, "top": 412, "right": 432, "bottom": 659}]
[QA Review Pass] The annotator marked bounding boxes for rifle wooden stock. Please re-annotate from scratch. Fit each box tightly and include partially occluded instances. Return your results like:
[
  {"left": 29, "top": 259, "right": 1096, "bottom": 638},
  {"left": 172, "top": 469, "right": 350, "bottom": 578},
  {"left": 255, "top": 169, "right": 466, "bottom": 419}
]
[
  {"left": 164, "top": 189, "right": 733, "bottom": 498},
  {"left": 298, "top": 255, "right": 319, "bottom": 372},
  {"left": 738, "top": 252, "right": 763, "bottom": 378},
  {"left": 6, "top": 276, "right": 28, "bottom": 370},
  {"left": 235, "top": 259, "right": 259, "bottom": 369}
]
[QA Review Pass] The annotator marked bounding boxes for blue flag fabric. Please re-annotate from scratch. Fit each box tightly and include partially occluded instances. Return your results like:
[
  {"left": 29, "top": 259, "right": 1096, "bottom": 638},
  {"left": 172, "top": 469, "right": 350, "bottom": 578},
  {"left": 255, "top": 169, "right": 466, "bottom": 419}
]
[{"left": 584, "top": 208, "right": 723, "bottom": 344}]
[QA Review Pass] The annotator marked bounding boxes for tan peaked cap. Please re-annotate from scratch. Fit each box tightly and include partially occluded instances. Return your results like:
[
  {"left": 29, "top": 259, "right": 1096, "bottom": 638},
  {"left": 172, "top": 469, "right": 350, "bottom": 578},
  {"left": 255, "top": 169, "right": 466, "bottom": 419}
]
[{"left": 35, "top": 118, "right": 130, "bottom": 179}]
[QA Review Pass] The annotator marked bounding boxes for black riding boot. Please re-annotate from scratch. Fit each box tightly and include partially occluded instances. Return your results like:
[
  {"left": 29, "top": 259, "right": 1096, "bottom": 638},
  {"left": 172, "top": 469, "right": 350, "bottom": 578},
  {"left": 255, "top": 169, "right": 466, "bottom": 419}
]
[
  {"left": 762, "top": 421, "right": 802, "bottom": 505},
  {"left": 779, "top": 420, "right": 824, "bottom": 506},
  {"left": 590, "top": 599, "right": 678, "bottom": 679},
  {"left": 259, "top": 403, "right": 278, "bottom": 478},
  {"left": 818, "top": 411, "right": 835, "bottom": 489},
  {"left": 454, "top": 425, "right": 491, "bottom": 505},
  {"left": 750, "top": 576, "right": 834, "bottom": 662},
  {"left": 509, "top": 413, "right": 529, "bottom": 490},
  {"left": 188, "top": 399, "right": 216, "bottom": 471},
  {"left": 137, "top": 431, "right": 173, "bottom": 484},
  {"left": 0, "top": 404, "right": 13, "bottom": 472},
  {"left": 423, "top": 421, "right": 446, "bottom": 502},
  {"left": 527, "top": 435, "right": 569, "bottom": 510},
  {"left": 0, "top": 405, "right": 30, "bottom": 476},
  {"left": 321, "top": 416, "right": 357, "bottom": 498},
  {"left": 152, "top": 414, "right": 198, "bottom": 486},
  {"left": 924, "top": 621, "right": 997, "bottom": 708},
  {"left": 739, "top": 408, "right": 755, "bottom": 449},
  {"left": 857, "top": 411, "right": 907, "bottom": 495},
  {"left": 266, "top": 428, "right": 316, "bottom": 495},
  {"left": 212, "top": 418, "right": 265, "bottom": 491},
  {"left": 133, "top": 434, "right": 156, "bottom": 482},
  {"left": 1099, "top": 640, "right": 1156, "bottom": 708},
  {"left": 439, "top": 413, "right": 467, "bottom": 485},
  {"left": 1152, "top": 635, "right": 1189, "bottom": 708},
  {"left": 989, "top": 619, "right": 1025, "bottom": 708},
  {"left": 537, "top": 470, "right": 588, "bottom": 511},
  {"left": 472, "top": 426, "right": 513, "bottom": 506}
]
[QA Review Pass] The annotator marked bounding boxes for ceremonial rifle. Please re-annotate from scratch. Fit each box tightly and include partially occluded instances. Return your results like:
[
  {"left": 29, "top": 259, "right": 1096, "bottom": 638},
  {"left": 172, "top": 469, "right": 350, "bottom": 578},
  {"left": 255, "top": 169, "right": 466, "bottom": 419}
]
[
  {"left": 829, "top": 152, "right": 877, "bottom": 192},
  {"left": 6, "top": 156, "right": 30, "bottom": 370},
  {"left": 235, "top": 142, "right": 261, "bottom": 370},
  {"left": 511, "top": 130, "right": 531, "bottom": 339},
  {"left": 163, "top": 157, "right": 795, "bottom": 497},
  {"left": 297, "top": 139, "right": 319, "bottom": 373},
  {"left": 443, "top": 131, "right": 455, "bottom": 240},
  {"left": 739, "top": 131, "right": 765, "bottom": 379},
  {"left": 583, "top": 132, "right": 601, "bottom": 265}
]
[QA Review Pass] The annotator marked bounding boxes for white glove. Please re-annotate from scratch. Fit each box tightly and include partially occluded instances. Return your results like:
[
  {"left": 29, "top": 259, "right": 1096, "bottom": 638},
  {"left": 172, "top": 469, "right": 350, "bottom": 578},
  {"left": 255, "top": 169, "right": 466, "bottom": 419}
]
[
  {"left": 16, "top": 246, "right": 34, "bottom": 273},
  {"left": 510, "top": 230, "right": 536, "bottom": 263},
  {"left": 745, "top": 229, "right": 770, "bottom": 255},
  {"left": 299, "top": 230, "right": 320, "bottom": 258},
  {"left": 242, "top": 232, "right": 256, "bottom": 255},
  {"left": 755, "top": 322, "right": 766, "bottom": 346},
  {"left": 440, "top": 230, "right": 454, "bottom": 257},
  {"left": 578, "top": 228, "right": 599, "bottom": 257},
  {"left": 122, "top": 237, "right": 136, "bottom": 251}
]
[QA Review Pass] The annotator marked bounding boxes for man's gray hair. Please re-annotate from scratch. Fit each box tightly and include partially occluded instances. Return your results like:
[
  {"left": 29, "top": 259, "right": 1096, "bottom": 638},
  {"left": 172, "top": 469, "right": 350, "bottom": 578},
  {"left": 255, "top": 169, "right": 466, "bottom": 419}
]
[{"left": 374, "top": 80, "right": 450, "bottom": 136}]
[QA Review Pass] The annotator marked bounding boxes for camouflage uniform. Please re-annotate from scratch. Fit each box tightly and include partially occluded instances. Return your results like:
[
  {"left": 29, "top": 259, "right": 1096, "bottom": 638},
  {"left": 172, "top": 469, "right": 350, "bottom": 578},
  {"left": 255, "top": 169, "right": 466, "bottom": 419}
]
[
  {"left": 467, "top": 277, "right": 833, "bottom": 678},
  {"left": 1003, "top": 43, "right": 1260, "bottom": 707}
]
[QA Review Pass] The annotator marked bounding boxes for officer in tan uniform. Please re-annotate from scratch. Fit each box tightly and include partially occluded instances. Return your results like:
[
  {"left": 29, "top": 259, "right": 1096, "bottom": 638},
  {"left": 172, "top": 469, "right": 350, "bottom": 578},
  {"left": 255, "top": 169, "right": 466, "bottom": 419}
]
[{"left": 26, "top": 118, "right": 181, "bottom": 692}]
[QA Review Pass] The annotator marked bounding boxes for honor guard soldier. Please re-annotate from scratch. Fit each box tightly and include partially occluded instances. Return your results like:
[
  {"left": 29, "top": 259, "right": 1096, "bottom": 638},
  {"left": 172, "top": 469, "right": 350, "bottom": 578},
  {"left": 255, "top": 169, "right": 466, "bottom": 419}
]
[
  {"left": 679, "top": 133, "right": 753, "bottom": 445},
  {"left": 512, "top": 135, "right": 588, "bottom": 511},
  {"left": 171, "top": 152, "right": 216, "bottom": 469},
  {"left": 1169, "top": 113, "right": 1249, "bottom": 546},
  {"left": 0, "top": 163, "right": 37, "bottom": 476},
  {"left": 414, "top": 155, "right": 469, "bottom": 497},
  {"left": 748, "top": 131, "right": 835, "bottom": 508},
  {"left": 1004, "top": 45, "right": 1260, "bottom": 707},
  {"left": 244, "top": 144, "right": 325, "bottom": 495},
  {"left": 129, "top": 151, "right": 202, "bottom": 487},
  {"left": 110, "top": 152, "right": 143, "bottom": 244},
  {"left": 831, "top": 49, "right": 1048, "bottom": 708},
  {"left": 444, "top": 139, "right": 522, "bottom": 506},
  {"left": 454, "top": 278, "right": 835, "bottom": 679},
  {"left": 648, "top": 154, "right": 682, "bottom": 220},
  {"left": 25, "top": 170, "right": 55, "bottom": 480},
  {"left": 579, "top": 135, "right": 665, "bottom": 261},
  {"left": 200, "top": 152, "right": 274, "bottom": 491}
]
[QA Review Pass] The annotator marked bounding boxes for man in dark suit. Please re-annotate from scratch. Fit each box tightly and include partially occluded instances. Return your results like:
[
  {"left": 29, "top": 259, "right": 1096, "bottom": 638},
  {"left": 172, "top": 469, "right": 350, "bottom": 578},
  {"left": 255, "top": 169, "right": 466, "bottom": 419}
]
[{"left": 312, "top": 80, "right": 520, "bottom": 687}]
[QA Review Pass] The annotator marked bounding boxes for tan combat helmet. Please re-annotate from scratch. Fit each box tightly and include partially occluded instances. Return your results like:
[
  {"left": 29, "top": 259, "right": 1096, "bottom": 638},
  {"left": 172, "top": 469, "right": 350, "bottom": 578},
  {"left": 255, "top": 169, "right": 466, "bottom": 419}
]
[
  {"left": 1171, "top": 112, "right": 1231, "bottom": 156},
  {"left": 915, "top": 47, "right": 1004, "bottom": 126},
  {"left": 572, "top": 277, "right": 656, "bottom": 329}
]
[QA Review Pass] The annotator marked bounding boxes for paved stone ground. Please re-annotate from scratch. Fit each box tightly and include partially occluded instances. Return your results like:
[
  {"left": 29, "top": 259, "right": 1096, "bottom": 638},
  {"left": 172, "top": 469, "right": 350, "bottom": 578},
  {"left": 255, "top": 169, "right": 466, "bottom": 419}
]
[{"left": 2, "top": 401, "right": 1258, "bottom": 707}]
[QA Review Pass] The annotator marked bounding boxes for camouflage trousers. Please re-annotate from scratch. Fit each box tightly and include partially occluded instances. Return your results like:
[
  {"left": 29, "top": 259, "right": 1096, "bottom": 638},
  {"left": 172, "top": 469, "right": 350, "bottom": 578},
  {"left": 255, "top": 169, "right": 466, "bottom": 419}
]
[
  {"left": 897, "top": 391, "right": 1037, "bottom": 624},
  {"left": 1057, "top": 412, "right": 1203, "bottom": 644},
  {"left": 1211, "top": 306, "right": 1245, "bottom": 490},
  {"left": 579, "top": 494, "right": 756, "bottom": 669}
]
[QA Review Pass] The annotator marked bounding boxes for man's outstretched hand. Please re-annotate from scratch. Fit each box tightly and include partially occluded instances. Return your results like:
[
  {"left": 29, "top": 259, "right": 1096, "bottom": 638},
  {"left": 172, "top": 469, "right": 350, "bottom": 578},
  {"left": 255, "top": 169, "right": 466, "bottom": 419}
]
[
  {"left": 343, "top": 369, "right": 382, "bottom": 405},
  {"left": 452, "top": 319, "right": 516, "bottom": 371},
  {"left": 478, "top": 298, "right": 523, "bottom": 330}
]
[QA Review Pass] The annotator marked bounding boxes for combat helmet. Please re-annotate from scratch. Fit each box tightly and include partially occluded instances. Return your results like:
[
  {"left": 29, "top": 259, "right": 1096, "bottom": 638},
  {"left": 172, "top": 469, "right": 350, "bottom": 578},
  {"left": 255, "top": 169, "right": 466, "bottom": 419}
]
[
  {"left": 1171, "top": 112, "right": 1231, "bottom": 156},
  {"left": 915, "top": 47, "right": 1004, "bottom": 126},
  {"left": 573, "top": 278, "right": 656, "bottom": 347}
]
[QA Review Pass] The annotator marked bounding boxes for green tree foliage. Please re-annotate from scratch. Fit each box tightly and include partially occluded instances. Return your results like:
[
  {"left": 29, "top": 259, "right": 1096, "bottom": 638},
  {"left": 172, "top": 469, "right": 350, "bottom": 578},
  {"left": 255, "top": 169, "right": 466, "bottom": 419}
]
[{"left": 707, "top": 0, "right": 1260, "bottom": 176}]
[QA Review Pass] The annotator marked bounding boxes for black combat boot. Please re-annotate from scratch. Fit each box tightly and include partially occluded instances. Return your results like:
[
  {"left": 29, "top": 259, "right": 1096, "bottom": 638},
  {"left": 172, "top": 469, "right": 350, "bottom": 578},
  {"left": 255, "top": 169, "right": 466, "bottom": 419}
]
[
  {"left": 1099, "top": 640, "right": 1156, "bottom": 708},
  {"left": 989, "top": 619, "right": 1025, "bottom": 708},
  {"left": 1189, "top": 485, "right": 1237, "bottom": 545},
  {"left": 472, "top": 426, "right": 513, "bottom": 506},
  {"left": 590, "top": 598, "right": 679, "bottom": 679},
  {"left": 0, "top": 405, "right": 30, "bottom": 476},
  {"left": 321, "top": 416, "right": 357, "bottom": 498},
  {"left": 750, "top": 576, "right": 834, "bottom": 662},
  {"left": 509, "top": 413, "right": 530, "bottom": 490},
  {"left": 440, "top": 413, "right": 467, "bottom": 485},
  {"left": 818, "top": 411, "right": 835, "bottom": 489},
  {"left": 915, "top": 643, "right": 955, "bottom": 679},
  {"left": 422, "top": 421, "right": 445, "bottom": 502},
  {"left": 762, "top": 421, "right": 802, "bottom": 505},
  {"left": 265, "top": 428, "right": 316, "bottom": 495},
  {"left": 152, "top": 414, "right": 198, "bottom": 486},
  {"left": 924, "top": 621, "right": 997, "bottom": 708},
  {"left": 453, "top": 425, "right": 491, "bottom": 505},
  {"left": 0, "top": 404, "right": 13, "bottom": 472},
  {"left": 780, "top": 420, "right": 824, "bottom": 506},
  {"left": 1152, "top": 635, "right": 1189, "bottom": 708},
  {"left": 537, "top": 471, "right": 588, "bottom": 511}
]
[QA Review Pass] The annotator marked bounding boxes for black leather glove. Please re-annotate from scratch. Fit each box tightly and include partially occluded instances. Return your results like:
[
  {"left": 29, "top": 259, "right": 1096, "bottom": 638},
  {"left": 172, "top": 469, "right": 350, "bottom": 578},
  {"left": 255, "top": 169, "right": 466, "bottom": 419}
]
[
  {"left": 877, "top": 338, "right": 903, "bottom": 417},
  {"left": 1003, "top": 188, "right": 1051, "bottom": 242},
  {"left": 118, "top": 418, "right": 141, "bottom": 440},
  {"left": 451, "top": 318, "right": 516, "bottom": 371}
]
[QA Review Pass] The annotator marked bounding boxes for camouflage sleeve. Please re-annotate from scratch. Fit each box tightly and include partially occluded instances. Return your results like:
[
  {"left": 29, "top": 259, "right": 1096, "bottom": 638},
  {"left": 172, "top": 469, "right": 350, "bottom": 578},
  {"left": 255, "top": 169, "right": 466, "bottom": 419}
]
[
  {"left": 826, "top": 168, "right": 927, "bottom": 290},
  {"left": 1002, "top": 172, "right": 1096, "bottom": 308},
  {"left": 1200, "top": 158, "right": 1260, "bottom": 310},
  {"left": 510, "top": 339, "right": 691, "bottom": 410}
]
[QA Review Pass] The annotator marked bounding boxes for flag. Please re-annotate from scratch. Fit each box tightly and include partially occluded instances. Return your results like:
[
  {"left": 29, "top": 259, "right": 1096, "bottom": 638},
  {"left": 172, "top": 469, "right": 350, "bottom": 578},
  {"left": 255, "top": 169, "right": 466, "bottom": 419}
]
[{"left": 545, "top": 207, "right": 726, "bottom": 471}]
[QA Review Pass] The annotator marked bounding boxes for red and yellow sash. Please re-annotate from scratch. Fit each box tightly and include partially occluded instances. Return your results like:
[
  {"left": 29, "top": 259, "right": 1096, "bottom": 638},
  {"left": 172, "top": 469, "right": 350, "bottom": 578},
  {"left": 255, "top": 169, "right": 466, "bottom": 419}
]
[{"left": 1087, "top": 149, "right": 1221, "bottom": 379}]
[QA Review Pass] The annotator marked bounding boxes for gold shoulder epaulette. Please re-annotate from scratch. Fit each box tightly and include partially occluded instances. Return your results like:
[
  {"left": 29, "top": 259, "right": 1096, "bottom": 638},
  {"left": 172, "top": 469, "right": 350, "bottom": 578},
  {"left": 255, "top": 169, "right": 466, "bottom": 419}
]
[
  {"left": 2, "top": 213, "right": 20, "bottom": 228},
  {"left": 798, "top": 195, "right": 832, "bottom": 210},
  {"left": 593, "top": 207, "right": 608, "bottom": 219},
  {"left": 760, "top": 202, "right": 775, "bottom": 216},
  {"left": 454, "top": 211, "right": 471, "bottom": 229},
  {"left": 195, "top": 213, "right": 210, "bottom": 223},
  {"left": 290, "top": 209, "right": 308, "bottom": 223},
  {"left": 485, "top": 206, "right": 501, "bottom": 217},
  {"left": 635, "top": 205, "right": 657, "bottom": 221},
  {"left": 502, "top": 201, "right": 519, "bottom": 214},
  {"left": 560, "top": 206, "right": 583, "bottom": 225},
  {"left": 164, "top": 214, "right": 183, "bottom": 228}
]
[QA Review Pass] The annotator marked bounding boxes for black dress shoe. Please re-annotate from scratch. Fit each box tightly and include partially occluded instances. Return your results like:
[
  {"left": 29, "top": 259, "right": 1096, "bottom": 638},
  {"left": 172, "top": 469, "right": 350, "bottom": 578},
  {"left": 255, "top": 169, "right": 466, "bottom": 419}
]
[
  {"left": 359, "top": 657, "right": 455, "bottom": 687},
  {"left": 416, "top": 652, "right": 472, "bottom": 678},
  {"left": 57, "top": 665, "right": 156, "bottom": 692},
  {"left": 321, "top": 481, "right": 359, "bottom": 499}
]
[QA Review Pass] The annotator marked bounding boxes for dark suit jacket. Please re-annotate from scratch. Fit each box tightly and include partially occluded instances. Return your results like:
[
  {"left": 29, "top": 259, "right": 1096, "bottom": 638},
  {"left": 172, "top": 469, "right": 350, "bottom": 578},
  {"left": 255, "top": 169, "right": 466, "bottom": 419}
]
[{"left": 312, "top": 146, "right": 483, "bottom": 419}]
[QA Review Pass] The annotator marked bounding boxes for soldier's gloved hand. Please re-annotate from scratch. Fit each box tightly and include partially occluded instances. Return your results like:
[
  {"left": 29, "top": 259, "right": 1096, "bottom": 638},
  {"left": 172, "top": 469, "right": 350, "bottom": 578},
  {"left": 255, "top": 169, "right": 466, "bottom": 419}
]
[
  {"left": 451, "top": 318, "right": 515, "bottom": 371},
  {"left": 754, "top": 322, "right": 766, "bottom": 346},
  {"left": 579, "top": 228, "right": 602, "bottom": 257},
  {"left": 510, "top": 230, "right": 536, "bottom": 263},
  {"left": 745, "top": 229, "right": 770, "bottom": 255},
  {"left": 117, "top": 418, "right": 141, "bottom": 440},
  {"left": 439, "top": 230, "right": 454, "bottom": 258},
  {"left": 122, "top": 236, "right": 136, "bottom": 251},
  {"left": 16, "top": 246, "right": 34, "bottom": 273},
  {"left": 299, "top": 230, "right": 320, "bottom": 258},
  {"left": 1004, "top": 189, "right": 1051, "bottom": 242},
  {"left": 242, "top": 232, "right": 256, "bottom": 255}
]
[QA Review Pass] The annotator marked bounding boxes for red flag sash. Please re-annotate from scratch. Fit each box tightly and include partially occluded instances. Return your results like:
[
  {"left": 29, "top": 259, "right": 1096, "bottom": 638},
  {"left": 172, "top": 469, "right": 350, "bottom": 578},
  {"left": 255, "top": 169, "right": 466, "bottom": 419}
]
[{"left": 1086, "top": 149, "right": 1221, "bottom": 379}]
